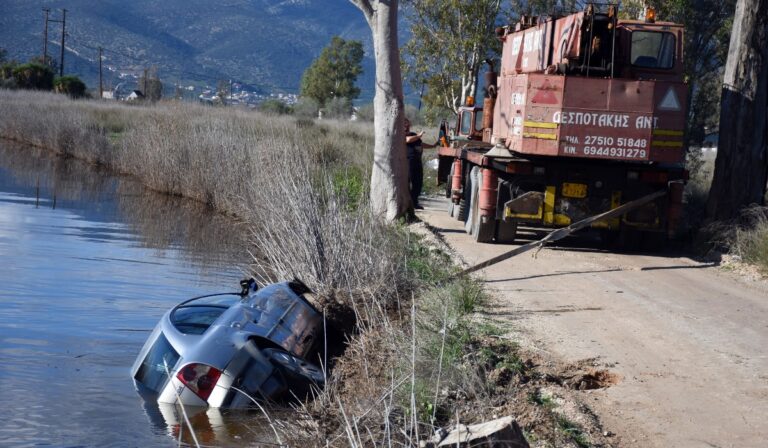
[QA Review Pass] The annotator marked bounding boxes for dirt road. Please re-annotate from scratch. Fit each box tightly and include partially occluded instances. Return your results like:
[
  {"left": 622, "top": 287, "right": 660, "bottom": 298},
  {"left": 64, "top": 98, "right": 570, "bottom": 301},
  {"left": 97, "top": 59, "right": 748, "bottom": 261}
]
[{"left": 418, "top": 196, "right": 768, "bottom": 448}]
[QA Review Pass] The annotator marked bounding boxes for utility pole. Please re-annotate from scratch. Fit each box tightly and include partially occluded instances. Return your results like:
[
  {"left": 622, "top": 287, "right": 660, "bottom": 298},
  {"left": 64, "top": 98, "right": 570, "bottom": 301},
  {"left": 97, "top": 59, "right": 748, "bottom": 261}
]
[
  {"left": 143, "top": 67, "right": 149, "bottom": 97},
  {"left": 51, "top": 9, "right": 68, "bottom": 76},
  {"left": 42, "top": 8, "right": 50, "bottom": 63},
  {"left": 98, "top": 47, "right": 103, "bottom": 99}
]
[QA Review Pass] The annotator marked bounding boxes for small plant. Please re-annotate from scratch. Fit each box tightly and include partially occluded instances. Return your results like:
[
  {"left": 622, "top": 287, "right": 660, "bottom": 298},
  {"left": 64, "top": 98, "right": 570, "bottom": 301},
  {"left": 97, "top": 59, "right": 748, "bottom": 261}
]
[
  {"left": 528, "top": 389, "right": 556, "bottom": 409},
  {"left": 556, "top": 415, "right": 591, "bottom": 448}
]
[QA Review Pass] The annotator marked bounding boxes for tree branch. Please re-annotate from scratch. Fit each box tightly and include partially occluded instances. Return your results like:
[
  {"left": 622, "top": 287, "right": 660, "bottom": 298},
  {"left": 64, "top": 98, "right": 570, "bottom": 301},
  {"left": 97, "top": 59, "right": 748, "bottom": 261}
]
[{"left": 349, "top": 0, "right": 375, "bottom": 23}]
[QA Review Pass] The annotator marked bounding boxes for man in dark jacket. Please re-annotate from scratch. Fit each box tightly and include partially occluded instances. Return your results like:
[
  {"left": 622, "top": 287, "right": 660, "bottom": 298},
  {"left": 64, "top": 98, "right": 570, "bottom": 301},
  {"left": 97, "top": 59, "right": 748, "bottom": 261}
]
[{"left": 405, "top": 118, "right": 435, "bottom": 210}]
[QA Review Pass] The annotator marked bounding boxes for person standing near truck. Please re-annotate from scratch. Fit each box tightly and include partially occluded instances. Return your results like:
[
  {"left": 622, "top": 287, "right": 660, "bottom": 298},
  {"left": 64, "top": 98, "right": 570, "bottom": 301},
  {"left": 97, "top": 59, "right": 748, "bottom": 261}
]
[{"left": 405, "top": 118, "right": 435, "bottom": 210}]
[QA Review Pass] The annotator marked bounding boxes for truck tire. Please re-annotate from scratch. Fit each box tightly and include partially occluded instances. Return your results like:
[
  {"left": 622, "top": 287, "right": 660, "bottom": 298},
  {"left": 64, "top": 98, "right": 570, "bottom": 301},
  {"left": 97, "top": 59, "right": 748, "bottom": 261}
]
[
  {"left": 472, "top": 215, "right": 497, "bottom": 243},
  {"left": 455, "top": 170, "right": 471, "bottom": 222},
  {"left": 456, "top": 198, "right": 468, "bottom": 222},
  {"left": 465, "top": 167, "right": 480, "bottom": 234},
  {"left": 467, "top": 167, "right": 495, "bottom": 243},
  {"left": 496, "top": 220, "right": 518, "bottom": 244}
]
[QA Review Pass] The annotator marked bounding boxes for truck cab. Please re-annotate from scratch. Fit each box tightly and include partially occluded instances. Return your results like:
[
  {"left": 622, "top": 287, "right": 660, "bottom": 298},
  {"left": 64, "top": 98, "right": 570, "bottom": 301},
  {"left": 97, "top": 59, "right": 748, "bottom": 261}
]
[{"left": 455, "top": 104, "right": 484, "bottom": 142}]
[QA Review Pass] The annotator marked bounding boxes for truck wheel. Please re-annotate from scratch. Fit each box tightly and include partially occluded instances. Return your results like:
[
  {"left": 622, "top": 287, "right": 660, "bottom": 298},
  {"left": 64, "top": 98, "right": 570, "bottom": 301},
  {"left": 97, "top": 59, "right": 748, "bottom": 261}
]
[
  {"left": 456, "top": 165, "right": 475, "bottom": 222},
  {"left": 496, "top": 220, "right": 518, "bottom": 244},
  {"left": 472, "top": 215, "right": 497, "bottom": 243},
  {"left": 456, "top": 199, "right": 468, "bottom": 221},
  {"left": 467, "top": 167, "right": 495, "bottom": 243},
  {"left": 445, "top": 162, "right": 454, "bottom": 199},
  {"left": 465, "top": 167, "right": 480, "bottom": 234}
]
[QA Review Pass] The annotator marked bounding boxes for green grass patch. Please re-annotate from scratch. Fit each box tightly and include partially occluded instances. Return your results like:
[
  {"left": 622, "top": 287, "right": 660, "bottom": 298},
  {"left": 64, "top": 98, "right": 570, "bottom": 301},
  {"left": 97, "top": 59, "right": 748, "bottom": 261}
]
[
  {"left": 556, "top": 415, "right": 591, "bottom": 448},
  {"left": 732, "top": 212, "right": 768, "bottom": 271},
  {"left": 404, "top": 233, "right": 456, "bottom": 285},
  {"left": 331, "top": 166, "right": 365, "bottom": 211}
]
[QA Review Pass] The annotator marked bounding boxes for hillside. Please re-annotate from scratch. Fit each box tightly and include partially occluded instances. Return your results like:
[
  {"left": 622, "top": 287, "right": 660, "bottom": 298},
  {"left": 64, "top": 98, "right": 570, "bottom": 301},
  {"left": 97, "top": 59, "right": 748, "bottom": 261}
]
[{"left": 0, "top": 0, "right": 379, "bottom": 99}]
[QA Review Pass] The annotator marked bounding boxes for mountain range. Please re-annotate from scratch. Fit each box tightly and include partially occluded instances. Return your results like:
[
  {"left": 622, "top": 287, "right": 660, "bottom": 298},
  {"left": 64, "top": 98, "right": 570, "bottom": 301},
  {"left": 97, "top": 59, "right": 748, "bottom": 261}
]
[{"left": 0, "top": 0, "right": 387, "bottom": 100}]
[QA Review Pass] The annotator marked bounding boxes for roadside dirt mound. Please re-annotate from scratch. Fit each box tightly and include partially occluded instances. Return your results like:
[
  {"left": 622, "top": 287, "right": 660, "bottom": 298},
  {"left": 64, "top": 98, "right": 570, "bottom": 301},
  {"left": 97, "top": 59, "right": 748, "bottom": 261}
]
[
  {"left": 539, "top": 358, "right": 622, "bottom": 390},
  {"left": 564, "top": 369, "right": 621, "bottom": 390}
]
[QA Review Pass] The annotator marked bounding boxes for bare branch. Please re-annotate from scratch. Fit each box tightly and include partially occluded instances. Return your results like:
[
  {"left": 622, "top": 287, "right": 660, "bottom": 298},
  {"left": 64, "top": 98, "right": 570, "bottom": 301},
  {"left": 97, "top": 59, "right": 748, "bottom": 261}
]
[{"left": 349, "top": 0, "right": 375, "bottom": 22}]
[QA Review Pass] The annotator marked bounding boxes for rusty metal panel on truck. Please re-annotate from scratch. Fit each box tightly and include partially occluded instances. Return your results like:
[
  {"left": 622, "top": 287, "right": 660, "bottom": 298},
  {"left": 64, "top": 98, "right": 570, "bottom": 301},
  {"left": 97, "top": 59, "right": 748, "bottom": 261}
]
[
  {"left": 501, "top": 23, "right": 550, "bottom": 75},
  {"left": 495, "top": 74, "right": 687, "bottom": 164}
]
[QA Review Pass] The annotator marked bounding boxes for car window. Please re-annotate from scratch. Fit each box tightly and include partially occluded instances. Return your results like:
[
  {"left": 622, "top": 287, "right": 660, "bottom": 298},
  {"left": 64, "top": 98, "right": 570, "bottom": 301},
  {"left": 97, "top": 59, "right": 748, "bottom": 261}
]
[
  {"left": 184, "top": 294, "right": 240, "bottom": 307},
  {"left": 631, "top": 31, "right": 675, "bottom": 69},
  {"left": 134, "top": 334, "right": 180, "bottom": 393},
  {"left": 171, "top": 305, "right": 228, "bottom": 335}
]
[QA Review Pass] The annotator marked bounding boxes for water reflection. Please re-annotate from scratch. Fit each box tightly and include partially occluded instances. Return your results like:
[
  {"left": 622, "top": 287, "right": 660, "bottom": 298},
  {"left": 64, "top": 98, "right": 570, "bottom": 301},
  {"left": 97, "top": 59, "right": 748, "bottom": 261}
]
[
  {"left": 0, "top": 142, "right": 274, "bottom": 447},
  {"left": 0, "top": 142, "right": 249, "bottom": 268}
]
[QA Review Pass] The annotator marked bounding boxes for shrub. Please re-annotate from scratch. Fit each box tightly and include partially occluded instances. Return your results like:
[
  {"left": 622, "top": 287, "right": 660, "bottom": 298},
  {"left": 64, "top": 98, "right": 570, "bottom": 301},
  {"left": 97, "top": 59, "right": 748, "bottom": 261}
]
[
  {"left": 258, "top": 98, "right": 292, "bottom": 115},
  {"left": 293, "top": 97, "right": 320, "bottom": 119},
  {"left": 727, "top": 207, "right": 768, "bottom": 271},
  {"left": 12, "top": 62, "right": 54, "bottom": 90},
  {"left": 1, "top": 61, "right": 17, "bottom": 80},
  {"left": 323, "top": 96, "right": 352, "bottom": 120},
  {"left": 54, "top": 75, "right": 87, "bottom": 98},
  {"left": 354, "top": 102, "right": 374, "bottom": 122}
]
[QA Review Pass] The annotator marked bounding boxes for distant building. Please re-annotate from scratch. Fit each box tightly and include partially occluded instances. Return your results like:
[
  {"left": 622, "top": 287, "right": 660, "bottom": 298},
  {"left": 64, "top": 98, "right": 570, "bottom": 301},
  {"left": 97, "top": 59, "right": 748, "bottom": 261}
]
[
  {"left": 125, "top": 90, "right": 145, "bottom": 101},
  {"left": 101, "top": 91, "right": 115, "bottom": 100}
]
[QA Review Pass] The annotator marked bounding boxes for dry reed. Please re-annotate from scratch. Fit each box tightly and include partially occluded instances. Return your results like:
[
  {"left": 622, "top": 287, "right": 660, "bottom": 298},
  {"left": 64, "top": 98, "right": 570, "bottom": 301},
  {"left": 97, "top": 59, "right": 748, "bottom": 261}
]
[{"left": 0, "top": 89, "right": 542, "bottom": 447}]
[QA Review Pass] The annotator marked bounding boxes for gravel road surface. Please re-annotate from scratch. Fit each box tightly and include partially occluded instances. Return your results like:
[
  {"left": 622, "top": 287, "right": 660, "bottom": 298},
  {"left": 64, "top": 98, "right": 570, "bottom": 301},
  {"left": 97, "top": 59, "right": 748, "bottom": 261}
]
[{"left": 418, "top": 196, "right": 768, "bottom": 448}]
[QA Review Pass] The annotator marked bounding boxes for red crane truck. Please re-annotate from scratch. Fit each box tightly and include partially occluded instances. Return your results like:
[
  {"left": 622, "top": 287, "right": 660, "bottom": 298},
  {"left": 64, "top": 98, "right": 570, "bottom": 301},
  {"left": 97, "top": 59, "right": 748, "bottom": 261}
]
[{"left": 436, "top": 4, "right": 687, "bottom": 248}]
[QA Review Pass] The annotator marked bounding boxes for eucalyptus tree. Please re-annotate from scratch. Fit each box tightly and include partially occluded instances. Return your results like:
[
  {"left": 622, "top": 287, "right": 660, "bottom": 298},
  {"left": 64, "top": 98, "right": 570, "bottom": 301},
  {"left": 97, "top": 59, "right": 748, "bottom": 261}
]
[
  {"left": 402, "top": 0, "right": 508, "bottom": 122},
  {"left": 706, "top": 0, "right": 768, "bottom": 221},
  {"left": 350, "top": 0, "right": 411, "bottom": 220}
]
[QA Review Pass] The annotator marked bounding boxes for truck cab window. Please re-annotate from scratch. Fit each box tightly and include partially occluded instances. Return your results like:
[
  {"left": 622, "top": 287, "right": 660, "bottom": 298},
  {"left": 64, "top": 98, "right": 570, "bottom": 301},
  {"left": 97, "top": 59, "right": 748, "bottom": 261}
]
[
  {"left": 631, "top": 31, "right": 675, "bottom": 69},
  {"left": 459, "top": 111, "right": 472, "bottom": 135},
  {"left": 474, "top": 110, "right": 484, "bottom": 132}
]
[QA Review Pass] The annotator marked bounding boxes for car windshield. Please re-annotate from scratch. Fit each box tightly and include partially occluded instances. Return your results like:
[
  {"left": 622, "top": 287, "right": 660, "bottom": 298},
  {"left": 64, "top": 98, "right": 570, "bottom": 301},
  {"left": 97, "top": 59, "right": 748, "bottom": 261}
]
[
  {"left": 134, "top": 334, "right": 180, "bottom": 393},
  {"left": 171, "top": 305, "right": 229, "bottom": 335},
  {"left": 631, "top": 31, "right": 675, "bottom": 69}
]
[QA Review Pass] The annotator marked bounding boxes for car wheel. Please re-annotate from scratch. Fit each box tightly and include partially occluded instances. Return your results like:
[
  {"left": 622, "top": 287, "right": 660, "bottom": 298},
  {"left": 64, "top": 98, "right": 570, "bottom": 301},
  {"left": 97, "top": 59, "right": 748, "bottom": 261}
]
[{"left": 263, "top": 348, "right": 325, "bottom": 397}]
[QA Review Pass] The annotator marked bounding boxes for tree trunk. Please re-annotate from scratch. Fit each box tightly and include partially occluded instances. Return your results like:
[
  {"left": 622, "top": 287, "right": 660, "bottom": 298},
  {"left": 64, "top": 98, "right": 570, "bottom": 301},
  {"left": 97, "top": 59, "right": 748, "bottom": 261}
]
[
  {"left": 706, "top": 0, "right": 768, "bottom": 222},
  {"left": 352, "top": 0, "right": 411, "bottom": 220}
]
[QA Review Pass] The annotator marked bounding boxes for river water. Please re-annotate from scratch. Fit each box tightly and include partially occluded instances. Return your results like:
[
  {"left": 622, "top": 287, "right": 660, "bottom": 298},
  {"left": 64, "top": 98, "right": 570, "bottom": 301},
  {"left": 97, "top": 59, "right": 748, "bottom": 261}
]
[{"left": 0, "top": 143, "right": 277, "bottom": 447}]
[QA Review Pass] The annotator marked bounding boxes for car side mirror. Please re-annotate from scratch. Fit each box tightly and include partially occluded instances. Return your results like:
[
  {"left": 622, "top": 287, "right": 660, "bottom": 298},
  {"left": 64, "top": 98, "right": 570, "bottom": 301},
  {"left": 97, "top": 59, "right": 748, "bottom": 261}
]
[{"left": 239, "top": 278, "right": 258, "bottom": 296}]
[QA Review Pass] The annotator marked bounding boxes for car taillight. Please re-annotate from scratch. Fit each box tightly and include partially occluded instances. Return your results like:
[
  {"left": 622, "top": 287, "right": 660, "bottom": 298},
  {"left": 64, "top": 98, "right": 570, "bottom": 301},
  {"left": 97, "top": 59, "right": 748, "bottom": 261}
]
[{"left": 176, "top": 363, "right": 222, "bottom": 401}]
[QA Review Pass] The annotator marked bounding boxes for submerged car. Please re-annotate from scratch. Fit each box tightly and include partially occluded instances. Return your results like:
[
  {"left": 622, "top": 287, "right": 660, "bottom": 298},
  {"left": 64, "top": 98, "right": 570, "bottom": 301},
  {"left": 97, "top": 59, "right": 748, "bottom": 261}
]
[{"left": 131, "top": 279, "right": 326, "bottom": 408}]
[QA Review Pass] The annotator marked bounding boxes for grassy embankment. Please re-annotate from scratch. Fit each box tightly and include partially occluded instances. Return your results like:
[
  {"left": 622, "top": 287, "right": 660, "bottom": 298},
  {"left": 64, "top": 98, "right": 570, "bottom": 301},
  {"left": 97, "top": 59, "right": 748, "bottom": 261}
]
[
  {"left": 685, "top": 148, "right": 768, "bottom": 272},
  {"left": 0, "top": 89, "right": 605, "bottom": 446}
]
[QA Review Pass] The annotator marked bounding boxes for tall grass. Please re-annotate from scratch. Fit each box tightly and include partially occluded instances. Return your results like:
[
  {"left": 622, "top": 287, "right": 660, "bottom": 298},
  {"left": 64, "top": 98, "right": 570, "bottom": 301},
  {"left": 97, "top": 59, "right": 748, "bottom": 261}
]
[
  {"left": 721, "top": 207, "right": 768, "bottom": 271},
  {"left": 0, "top": 90, "right": 543, "bottom": 447}
]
